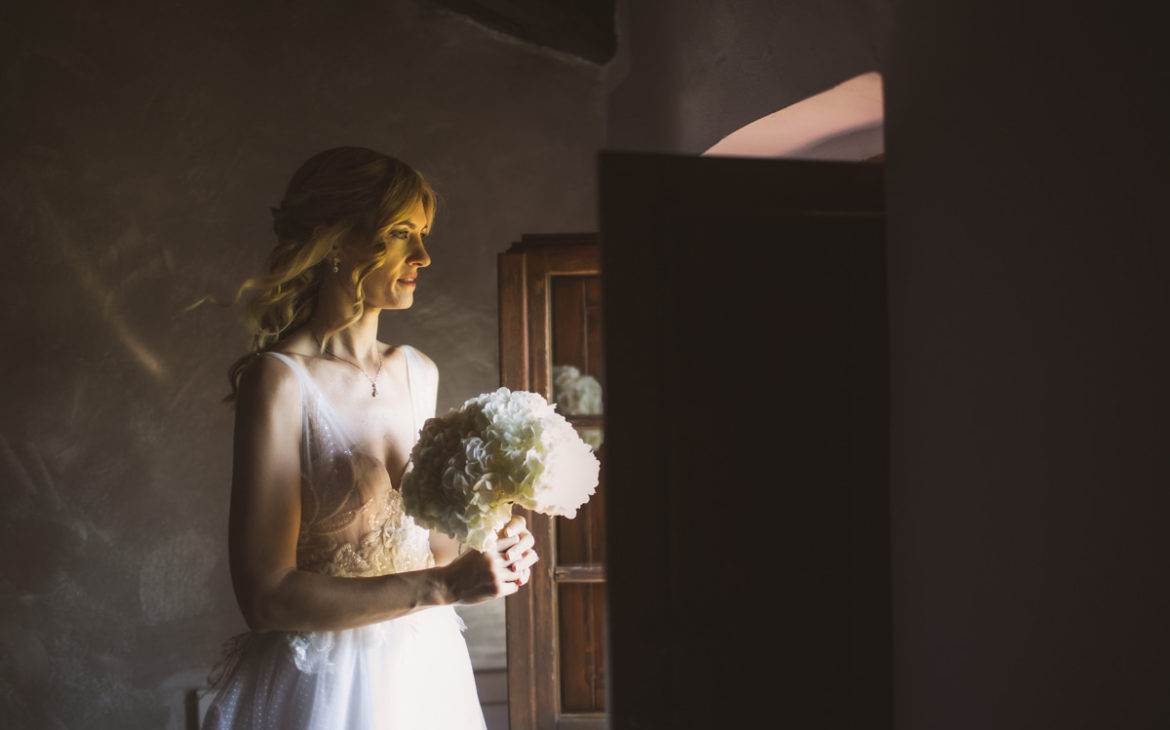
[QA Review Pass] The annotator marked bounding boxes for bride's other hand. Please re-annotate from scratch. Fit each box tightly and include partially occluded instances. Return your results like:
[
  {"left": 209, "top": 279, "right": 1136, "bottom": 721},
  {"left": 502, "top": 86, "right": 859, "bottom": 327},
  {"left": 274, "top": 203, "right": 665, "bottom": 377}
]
[
  {"left": 440, "top": 517, "right": 538, "bottom": 605},
  {"left": 440, "top": 549, "right": 515, "bottom": 605},
  {"left": 495, "top": 515, "right": 538, "bottom": 588}
]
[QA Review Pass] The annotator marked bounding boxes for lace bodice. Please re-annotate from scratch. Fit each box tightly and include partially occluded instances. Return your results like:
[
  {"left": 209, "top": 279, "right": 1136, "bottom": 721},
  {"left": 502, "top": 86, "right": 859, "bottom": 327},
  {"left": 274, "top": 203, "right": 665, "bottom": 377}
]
[{"left": 264, "top": 349, "right": 438, "bottom": 578}]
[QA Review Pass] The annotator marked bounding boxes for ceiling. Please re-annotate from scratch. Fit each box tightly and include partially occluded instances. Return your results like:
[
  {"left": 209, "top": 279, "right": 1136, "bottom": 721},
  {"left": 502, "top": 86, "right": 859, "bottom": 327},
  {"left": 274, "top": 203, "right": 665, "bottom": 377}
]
[{"left": 433, "top": 0, "right": 617, "bottom": 64}]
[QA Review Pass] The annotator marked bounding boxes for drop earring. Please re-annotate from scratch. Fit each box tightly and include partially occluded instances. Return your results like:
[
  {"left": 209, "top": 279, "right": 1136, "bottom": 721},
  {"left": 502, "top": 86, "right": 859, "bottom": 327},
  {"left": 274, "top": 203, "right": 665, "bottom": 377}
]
[{"left": 332, "top": 258, "right": 340, "bottom": 274}]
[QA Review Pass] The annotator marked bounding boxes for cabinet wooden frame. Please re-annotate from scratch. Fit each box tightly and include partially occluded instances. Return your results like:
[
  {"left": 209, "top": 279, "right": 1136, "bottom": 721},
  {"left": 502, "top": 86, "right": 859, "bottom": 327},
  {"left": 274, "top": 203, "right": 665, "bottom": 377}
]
[{"left": 499, "top": 233, "right": 607, "bottom": 730}]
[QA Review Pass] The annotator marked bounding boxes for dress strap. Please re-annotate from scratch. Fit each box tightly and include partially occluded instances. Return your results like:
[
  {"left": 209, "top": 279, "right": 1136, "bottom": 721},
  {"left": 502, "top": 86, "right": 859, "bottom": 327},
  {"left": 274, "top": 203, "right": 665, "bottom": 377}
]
[
  {"left": 262, "top": 351, "right": 344, "bottom": 412},
  {"left": 400, "top": 345, "right": 438, "bottom": 437},
  {"left": 261, "top": 351, "right": 319, "bottom": 405},
  {"left": 257, "top": 351, "right": 317, "bottom": 464},
  {"left": 262, "top": 351, "right": 305, "bottom": 382}
]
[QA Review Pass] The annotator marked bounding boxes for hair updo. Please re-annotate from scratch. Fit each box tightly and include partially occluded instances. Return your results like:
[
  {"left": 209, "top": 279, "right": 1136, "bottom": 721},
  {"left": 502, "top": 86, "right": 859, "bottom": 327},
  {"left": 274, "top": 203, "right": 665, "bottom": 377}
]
[{"left": 222, "top": 146, "right": 437, "bottom": 400}]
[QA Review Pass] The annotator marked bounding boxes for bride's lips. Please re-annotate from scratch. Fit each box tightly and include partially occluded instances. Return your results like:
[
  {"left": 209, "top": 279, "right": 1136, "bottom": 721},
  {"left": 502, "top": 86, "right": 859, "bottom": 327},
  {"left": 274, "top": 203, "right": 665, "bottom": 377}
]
[{"left": 398, "top": 277, "right": 417, "bottom": 287}]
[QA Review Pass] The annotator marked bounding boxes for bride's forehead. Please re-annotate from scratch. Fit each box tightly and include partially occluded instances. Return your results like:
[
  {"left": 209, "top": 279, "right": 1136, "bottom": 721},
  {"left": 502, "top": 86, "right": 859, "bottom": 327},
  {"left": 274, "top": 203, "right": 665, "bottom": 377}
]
[
  {"left": 392, "top": 200, "right": 432, "bottom": 228},
  {"left": 410, "top": 200, "right": 433, "bottom": 225}
]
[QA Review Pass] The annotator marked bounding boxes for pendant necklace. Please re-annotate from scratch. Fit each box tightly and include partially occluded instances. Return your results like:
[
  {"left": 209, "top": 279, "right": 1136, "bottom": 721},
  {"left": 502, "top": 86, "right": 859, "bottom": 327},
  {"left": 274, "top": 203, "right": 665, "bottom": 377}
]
[{"left": 314, "top": 333, "right": 383, "bottom": 397}]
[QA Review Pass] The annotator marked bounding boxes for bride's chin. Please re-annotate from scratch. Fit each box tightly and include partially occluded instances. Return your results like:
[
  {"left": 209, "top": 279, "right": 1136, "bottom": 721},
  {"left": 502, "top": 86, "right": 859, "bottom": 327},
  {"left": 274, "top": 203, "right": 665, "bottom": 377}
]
[{"left": 374, "top": 298, "right": 414, "bottom": 311}]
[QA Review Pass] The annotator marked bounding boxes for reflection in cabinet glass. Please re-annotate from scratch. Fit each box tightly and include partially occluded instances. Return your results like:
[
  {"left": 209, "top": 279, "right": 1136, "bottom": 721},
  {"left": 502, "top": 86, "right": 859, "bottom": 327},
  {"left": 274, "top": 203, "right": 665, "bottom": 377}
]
[{"left": 498, "top": 234, "right": 607, "bottom": 730}]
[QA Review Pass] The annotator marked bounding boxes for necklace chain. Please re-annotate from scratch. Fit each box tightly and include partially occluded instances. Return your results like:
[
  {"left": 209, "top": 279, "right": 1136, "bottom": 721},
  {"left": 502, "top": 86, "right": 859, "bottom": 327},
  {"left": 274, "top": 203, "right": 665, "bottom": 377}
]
[{"left": 312, "top": 333, "right": 382, "bottom": 397}]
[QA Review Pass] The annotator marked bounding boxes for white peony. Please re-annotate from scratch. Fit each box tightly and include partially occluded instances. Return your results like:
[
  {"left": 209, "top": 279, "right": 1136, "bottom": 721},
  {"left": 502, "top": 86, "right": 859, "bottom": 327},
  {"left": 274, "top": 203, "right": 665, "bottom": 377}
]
[{"left": 401, "top": 387, "right": 600, "bottom": 551}]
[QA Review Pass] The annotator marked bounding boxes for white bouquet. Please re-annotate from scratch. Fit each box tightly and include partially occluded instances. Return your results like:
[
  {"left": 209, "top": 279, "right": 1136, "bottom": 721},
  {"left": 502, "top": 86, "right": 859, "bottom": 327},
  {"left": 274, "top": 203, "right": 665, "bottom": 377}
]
[{"left": 401, "top": 387, "right": 601, "bottom": 551}]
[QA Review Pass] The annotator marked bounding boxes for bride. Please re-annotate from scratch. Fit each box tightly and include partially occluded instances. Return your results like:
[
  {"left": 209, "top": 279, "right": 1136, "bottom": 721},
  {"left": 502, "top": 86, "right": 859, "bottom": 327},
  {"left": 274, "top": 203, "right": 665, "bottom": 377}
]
[{"left": 202, "top": 146, "right": 537, "bottom": 729}]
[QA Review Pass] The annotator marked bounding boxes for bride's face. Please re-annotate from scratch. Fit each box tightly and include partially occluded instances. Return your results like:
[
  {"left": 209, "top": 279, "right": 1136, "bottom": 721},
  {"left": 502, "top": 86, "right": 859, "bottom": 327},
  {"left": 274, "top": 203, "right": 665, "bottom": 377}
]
[{"left": 354, "top": 199, "right": 432, "bottom": 311}]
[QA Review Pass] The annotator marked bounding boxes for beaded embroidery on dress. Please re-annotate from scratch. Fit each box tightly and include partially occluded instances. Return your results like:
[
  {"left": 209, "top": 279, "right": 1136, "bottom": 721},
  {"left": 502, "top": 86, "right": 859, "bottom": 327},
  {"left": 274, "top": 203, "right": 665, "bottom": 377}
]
[{"left": 203, "top": 347, "right": 487, "bottom": 730}]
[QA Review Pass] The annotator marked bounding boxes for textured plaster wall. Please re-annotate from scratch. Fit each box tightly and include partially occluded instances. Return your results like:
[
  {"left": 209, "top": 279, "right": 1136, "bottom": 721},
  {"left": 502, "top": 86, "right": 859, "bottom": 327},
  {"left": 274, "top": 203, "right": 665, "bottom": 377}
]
[
  {"left": 0, "top": 2, "right": 602, "bottom": 727},
  {"left": 605, "top": 0, "right": 891, "bottom": 153}
]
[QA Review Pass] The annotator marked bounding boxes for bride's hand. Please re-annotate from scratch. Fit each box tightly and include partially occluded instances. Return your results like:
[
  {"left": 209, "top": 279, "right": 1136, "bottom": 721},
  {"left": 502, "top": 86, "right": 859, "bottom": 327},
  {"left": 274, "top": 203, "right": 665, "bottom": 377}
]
[
  {"left": 495, "top": 515, "right": 538, "bottom": 588},
  {"left": 440, "top": 516, "right": 538, "bottom": 605}
]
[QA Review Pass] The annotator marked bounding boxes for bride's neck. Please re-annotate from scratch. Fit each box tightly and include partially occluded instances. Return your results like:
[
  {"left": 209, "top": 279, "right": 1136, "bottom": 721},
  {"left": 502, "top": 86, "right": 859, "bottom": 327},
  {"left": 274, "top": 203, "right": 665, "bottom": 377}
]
[{"left": 308, "top": 282, "right": 382, "bottom": 362}]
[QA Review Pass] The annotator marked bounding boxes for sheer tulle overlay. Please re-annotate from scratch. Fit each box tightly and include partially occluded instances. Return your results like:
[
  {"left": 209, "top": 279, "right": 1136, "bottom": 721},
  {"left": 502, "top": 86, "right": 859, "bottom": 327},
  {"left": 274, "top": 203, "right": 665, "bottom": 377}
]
[{"left": 203, "top": 348, "right": 486, "bottom": 730}]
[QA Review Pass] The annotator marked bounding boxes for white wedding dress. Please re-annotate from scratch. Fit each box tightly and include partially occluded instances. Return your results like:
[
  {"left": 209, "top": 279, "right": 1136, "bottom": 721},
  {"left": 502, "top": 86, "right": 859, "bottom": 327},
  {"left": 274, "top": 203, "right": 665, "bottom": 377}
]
[{"left": 203, "top": 348, "right": 486, "bottom": 730}]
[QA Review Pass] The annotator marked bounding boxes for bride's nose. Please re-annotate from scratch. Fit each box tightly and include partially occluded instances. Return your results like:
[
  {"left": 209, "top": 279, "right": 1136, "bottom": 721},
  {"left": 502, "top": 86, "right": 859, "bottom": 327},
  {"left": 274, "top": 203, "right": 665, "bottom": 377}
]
[{"left": 409, "top": 235, "right": 431, "bottom": 268}]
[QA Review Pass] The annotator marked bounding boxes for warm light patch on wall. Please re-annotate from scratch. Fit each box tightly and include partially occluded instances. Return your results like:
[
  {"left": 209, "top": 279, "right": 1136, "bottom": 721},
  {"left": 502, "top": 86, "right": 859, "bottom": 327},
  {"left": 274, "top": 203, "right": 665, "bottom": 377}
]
[
  {"left": 39, "top": 200, "right": 169, "bottom": 381},
  {"left": 703, "top": 71, "right": 884, "bottom": 160}
]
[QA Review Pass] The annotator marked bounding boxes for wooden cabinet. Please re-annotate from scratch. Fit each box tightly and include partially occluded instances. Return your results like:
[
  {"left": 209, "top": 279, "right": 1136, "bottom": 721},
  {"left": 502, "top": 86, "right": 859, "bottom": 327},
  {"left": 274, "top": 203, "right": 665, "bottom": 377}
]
[{"left": 498, "top": 234, "right": 607, "bottom": 730}]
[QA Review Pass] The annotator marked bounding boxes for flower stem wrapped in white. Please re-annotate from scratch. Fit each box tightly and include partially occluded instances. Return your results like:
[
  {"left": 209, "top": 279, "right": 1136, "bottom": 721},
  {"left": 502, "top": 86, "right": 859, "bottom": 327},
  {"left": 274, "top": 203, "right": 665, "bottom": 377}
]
[{"left": 401, "top": 387, "right": 600, "bottom": 551}]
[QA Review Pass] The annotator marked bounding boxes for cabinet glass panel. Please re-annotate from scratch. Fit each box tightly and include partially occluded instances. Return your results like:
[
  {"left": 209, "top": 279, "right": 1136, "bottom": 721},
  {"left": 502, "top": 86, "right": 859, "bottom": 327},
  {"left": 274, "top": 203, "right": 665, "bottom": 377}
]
[
  {"left": 551, "top": 274, "right": 606, "bottom": 566},
  {"left": 550, "top": 275, "right": 605, "bottom": 417}
]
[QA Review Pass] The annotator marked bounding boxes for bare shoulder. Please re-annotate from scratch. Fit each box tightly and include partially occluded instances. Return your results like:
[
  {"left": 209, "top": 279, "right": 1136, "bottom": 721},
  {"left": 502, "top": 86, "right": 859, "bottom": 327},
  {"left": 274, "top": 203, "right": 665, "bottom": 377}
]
[{"left": 235, "top": 353, "right": 302, "bottom": 417}]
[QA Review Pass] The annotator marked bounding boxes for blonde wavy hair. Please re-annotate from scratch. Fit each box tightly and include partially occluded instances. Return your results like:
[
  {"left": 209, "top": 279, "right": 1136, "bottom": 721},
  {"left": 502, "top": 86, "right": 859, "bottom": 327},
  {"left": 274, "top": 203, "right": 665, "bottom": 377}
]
[{"left": 204, "top": 147, "right": 436, "bottom": 401}]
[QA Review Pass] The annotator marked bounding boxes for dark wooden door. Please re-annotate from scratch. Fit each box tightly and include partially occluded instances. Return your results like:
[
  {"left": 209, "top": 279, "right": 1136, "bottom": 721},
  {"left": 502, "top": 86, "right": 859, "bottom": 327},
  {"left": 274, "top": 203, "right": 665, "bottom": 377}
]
[
  {"left": 499, "top": 235, "right": 607, "bottom": 730},
  {"left": 599, "top": 152, "right": 891, "bottom": 728}
]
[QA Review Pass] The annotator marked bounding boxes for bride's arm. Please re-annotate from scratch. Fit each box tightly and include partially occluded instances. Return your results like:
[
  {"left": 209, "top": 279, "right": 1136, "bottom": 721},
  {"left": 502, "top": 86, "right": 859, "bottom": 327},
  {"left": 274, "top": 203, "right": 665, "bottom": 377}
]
[{"left": 227, "top": 356, "right": 532, "bottom": 633}]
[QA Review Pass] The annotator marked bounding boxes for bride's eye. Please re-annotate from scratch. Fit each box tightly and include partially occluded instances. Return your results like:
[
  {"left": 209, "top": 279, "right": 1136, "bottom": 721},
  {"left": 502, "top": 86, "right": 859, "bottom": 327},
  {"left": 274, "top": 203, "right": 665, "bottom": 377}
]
[{"left": 389, "top": 229, "right": 410, "bottom": 240}]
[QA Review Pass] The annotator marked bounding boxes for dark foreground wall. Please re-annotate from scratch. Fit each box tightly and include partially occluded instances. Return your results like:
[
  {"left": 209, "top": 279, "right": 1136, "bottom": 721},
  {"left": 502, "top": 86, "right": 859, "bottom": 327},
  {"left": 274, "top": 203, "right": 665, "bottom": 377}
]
[
  {"left": 0, "top": 2, "right": 602, "bottom": 727},
  {"left": 885, "top": 1, "right": 1170, "bottom": 726},
  {"left": 603, "top": 0, "right": 1168, "bottom": 724}
]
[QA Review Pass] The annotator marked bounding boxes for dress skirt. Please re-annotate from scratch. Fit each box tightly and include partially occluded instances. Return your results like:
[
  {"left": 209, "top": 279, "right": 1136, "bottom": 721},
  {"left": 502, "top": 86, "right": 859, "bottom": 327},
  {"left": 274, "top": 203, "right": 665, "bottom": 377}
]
[{"left": 202, "top": 606, "right": 486, "bottom": 730}]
